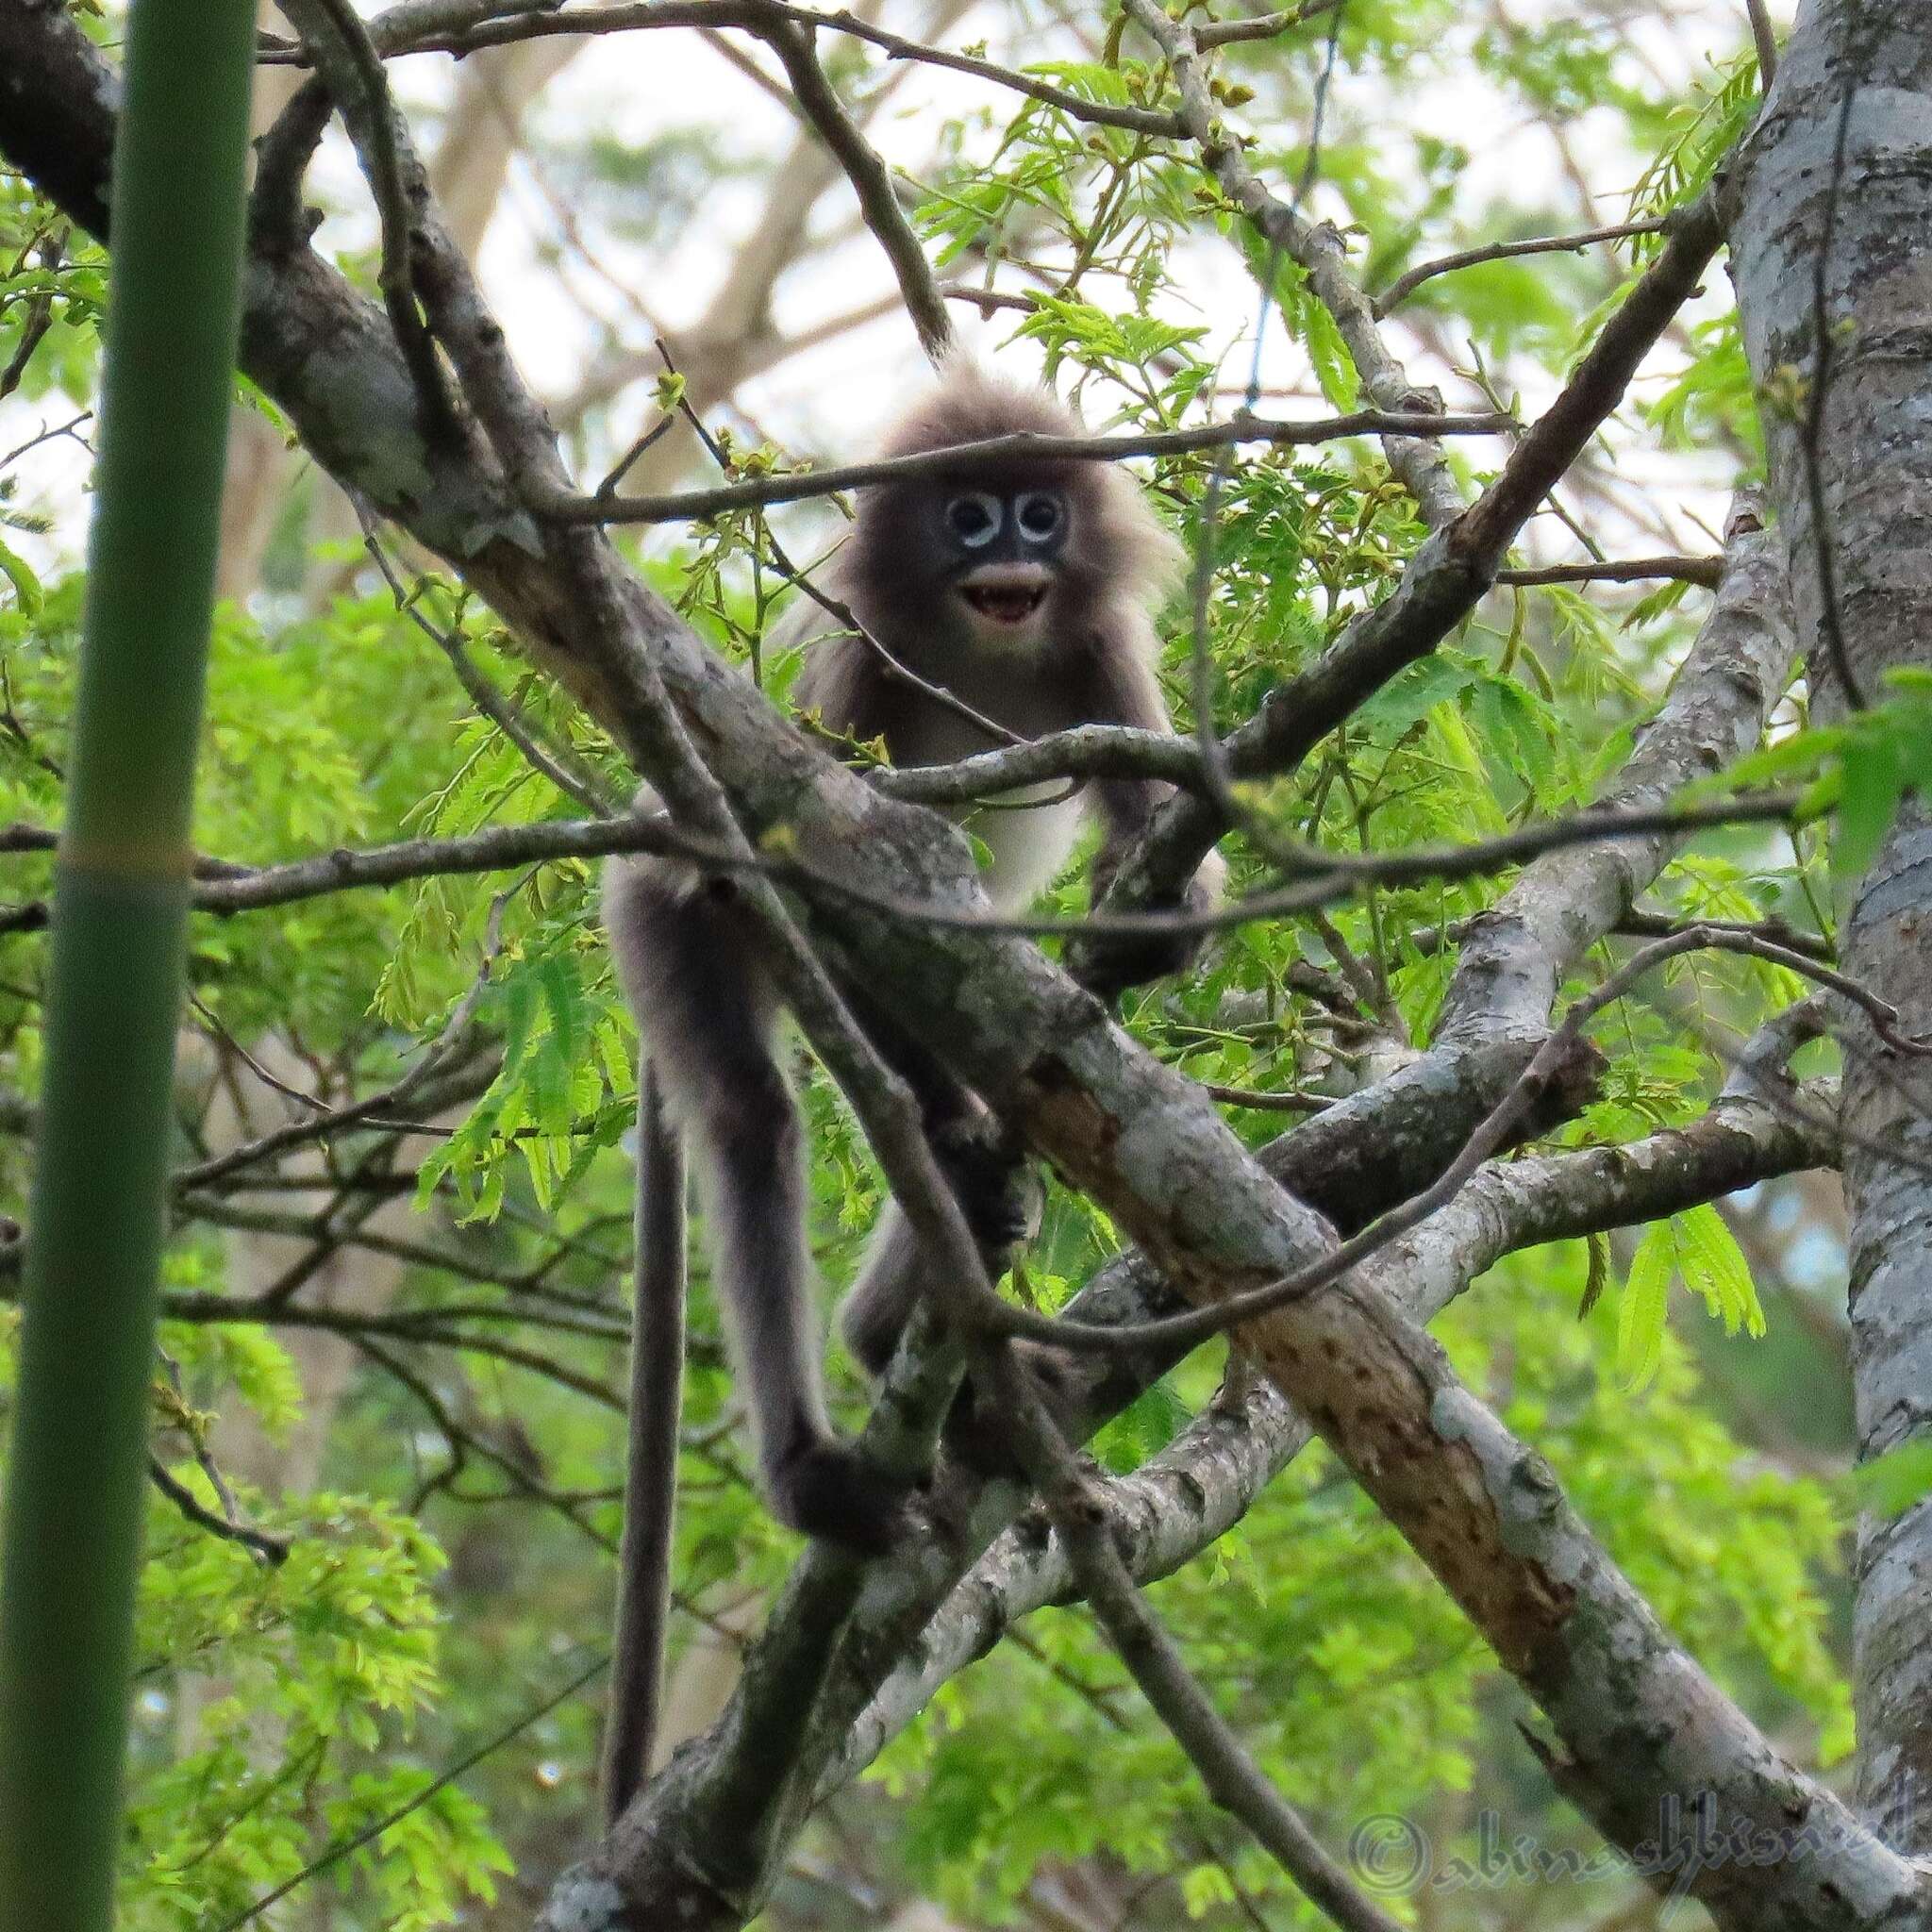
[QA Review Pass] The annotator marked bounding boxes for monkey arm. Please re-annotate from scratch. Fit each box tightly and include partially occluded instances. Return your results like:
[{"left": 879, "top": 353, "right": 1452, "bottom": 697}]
[{"left": 1071, "top": 626, "right": 1227, "bottom": 992}]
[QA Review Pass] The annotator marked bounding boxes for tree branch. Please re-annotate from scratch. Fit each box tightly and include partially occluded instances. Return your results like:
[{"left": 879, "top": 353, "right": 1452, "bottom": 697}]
[
  {"left": 531, "top": 409, "right": 1515, "bottom": 525},
  {"left": 293, "top": 0, "right": 1188, "bottom": 136},
  {"left": 752, "top": 15, "right": 954, "bottom": 363},
  {"left": 1076, "top": 186, "right": 1730, "bottom": 956},
  {"left": 841, "top": 1074, "right": 1842, "bottom": 1787},
  {"left": 289, "top": 0, "right": 460, "bottom": 439},
  {"left": 995, "top": 1349, "right": 1406, "bottom": 1932},
  {"left": 1374, "top": 218, "right": 1671, "bottom": 315}
]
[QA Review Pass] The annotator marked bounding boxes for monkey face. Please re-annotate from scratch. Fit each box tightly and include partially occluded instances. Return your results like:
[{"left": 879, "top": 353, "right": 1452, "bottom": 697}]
[{"left": 938, "top": 486, "right": 1069, "bottom": 646}]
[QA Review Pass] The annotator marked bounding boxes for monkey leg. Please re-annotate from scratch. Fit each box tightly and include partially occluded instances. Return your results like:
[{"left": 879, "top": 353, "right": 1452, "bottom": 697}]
[
  {"left": 839, "top": 1117, "right": 1041, "bottom": 1377},
  {"left": 828, "top": 972, "right": 1041, "bottom": 1372},
  {"left": 609, "top": 862, "right": 909, "bottom": 1554},
  {"left": 943, "top": 1340, "right": 1081, "bottom": 1485}
]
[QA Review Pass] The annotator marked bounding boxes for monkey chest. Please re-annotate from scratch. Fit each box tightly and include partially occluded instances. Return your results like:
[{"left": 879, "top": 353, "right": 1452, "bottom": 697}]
[
  {"left": 959, "top": 784, "right": 1088, "bottom": 911},
  {"left": 900, "top": 714, "right": 1090, "bottom": 915}
]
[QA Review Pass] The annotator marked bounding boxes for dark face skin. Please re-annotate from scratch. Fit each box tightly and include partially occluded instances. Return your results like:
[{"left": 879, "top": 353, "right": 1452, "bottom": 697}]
[{"left": 928, "top": 485, "right": 1070, "bottom": 645}]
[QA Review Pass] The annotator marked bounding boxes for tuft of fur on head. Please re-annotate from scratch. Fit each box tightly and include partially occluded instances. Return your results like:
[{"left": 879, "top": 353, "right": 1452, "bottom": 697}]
[{"left": 835, "top": 363, "right": 1184, "bottom": 648}]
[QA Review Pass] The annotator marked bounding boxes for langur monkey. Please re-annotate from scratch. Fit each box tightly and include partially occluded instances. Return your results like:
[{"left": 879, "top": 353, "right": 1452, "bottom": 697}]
[{"left": 600, "top": 367, "right": 1221, "bottom": 1809}]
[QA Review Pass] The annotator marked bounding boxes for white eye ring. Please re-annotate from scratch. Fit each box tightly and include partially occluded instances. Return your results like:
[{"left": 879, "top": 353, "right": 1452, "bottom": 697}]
[
  {"left": 946, "top": 492, "right": 1004, "bottom": 548},
  {"left": 1015, "top": 491, "right": 1063, "bottom": 541}
]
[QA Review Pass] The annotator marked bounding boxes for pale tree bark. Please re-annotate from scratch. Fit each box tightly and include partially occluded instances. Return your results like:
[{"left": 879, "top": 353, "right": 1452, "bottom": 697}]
[
  {"left": 1734, "top": 0, "right": 1932, "bottom": 1851},
  {"left": 230, "top": 19, "right": 582, "bottom": 604}
]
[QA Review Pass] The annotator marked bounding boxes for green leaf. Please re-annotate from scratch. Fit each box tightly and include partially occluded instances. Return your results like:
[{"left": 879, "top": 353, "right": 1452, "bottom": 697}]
[
  {"left": 1615, "top": 1220, "right": 1673, "bottom": 1387},
  {"left": 1578, "top": 1231, "right": 1609, "bottom": 1319},
  {"left": 1354, "top": 652, "right": 1478, "bottom": 739},
  {"left": 0, "top": 536, "right": 42, "bottom": 616},
  {"left": 1673, "top": 1202, "right": 1763, "bottom": 1338},
  {"left": 1835, "top": 729, "right": 1907, "bottom": 879},
  {"left": 1302, "top": 297, "right": 1362, "bottom": 409}
]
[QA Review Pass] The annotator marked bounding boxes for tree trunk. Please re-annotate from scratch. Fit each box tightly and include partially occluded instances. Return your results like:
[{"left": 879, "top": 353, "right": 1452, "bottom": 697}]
[{"left": 1733, "top": 0, "right": 1932, "bottom": 1849}]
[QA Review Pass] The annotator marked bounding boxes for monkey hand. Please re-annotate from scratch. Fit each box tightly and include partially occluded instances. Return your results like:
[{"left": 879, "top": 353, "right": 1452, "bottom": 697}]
[
  {"left": 931, "top": 1114, "right": 1041, "bottom": 1268},
  {"left": 1075, "top": 849, "right": 1227, "bottom": 998},
  {"left": 941, "top": 1340, "right": 1075, "bottom": 1486},
  {"left": 772, "top": 1436, "right": 917, "bottom": 1556}
]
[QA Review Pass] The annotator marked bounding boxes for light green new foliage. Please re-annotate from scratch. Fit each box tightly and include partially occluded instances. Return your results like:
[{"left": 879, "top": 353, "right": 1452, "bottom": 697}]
[
  {"left": 0, "top": 6, "right": 258, "bottom": 1929},
  {"left": 121, "top": 1475, "right": 509, "bottom": 1932}
]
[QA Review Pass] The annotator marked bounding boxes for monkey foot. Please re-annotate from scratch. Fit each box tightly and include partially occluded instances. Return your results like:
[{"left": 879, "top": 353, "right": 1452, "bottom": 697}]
[
  {"left": 943, "top": 1341, "right": 1074, "bottom": 1484},
  {"left": 931, "top": 1116, "right": 1041, "bottom": 1258},
  {"left": 772, "top": 1439, "right": 915, "bottom": 1556}
]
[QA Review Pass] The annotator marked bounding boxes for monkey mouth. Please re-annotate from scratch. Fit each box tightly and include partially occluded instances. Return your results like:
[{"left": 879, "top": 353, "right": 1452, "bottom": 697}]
[
  {"left": 960, "top": 583, "right": 1047, "bottom": 625},
  {"left": 958, "top": 563, "right": 1052, "bottom": 629}
]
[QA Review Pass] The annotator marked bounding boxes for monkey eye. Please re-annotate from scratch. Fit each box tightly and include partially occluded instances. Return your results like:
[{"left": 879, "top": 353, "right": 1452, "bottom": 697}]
[
  {"left": 1015, "top": 491, "right": 1063, "bottom": 542},
  {"left": 945, "top": 492, "right": 1004, "bottom": 548}
]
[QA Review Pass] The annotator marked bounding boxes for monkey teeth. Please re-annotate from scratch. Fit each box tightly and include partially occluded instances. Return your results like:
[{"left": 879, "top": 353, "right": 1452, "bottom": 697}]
[{"left": 961, "top": 585, "right": 1047, "bottom": 625}]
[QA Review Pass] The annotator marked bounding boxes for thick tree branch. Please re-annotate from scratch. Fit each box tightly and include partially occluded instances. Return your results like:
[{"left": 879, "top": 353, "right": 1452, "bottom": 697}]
[
  {"left": 839, "top": 1078, "right": 1841, "bottom": 1786},
  {"left": 1734, "top": 0, "right": 1932, "bottom": 1846}
]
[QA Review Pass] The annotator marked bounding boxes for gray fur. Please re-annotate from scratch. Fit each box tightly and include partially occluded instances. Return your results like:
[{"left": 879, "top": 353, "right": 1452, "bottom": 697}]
[{"left": 604, "top": 365, "right": 1219, "bottom": 1560}]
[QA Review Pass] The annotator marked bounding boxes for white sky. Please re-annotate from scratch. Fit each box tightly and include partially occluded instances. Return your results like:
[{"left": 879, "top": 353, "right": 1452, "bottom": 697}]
[{"left": 2, "top": 0, "right": 1789, "bottom": 576}]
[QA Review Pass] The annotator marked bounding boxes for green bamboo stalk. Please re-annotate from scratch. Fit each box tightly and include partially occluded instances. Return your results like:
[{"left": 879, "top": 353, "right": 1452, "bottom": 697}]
[{"left": 0, "top": 5, "right": 258, "bottom": 1927}]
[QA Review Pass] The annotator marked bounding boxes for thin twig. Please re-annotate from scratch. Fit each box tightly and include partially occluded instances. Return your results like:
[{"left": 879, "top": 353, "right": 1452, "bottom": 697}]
[
  {"left": 1743, "top": 0, "right": 1778, "bottom": 84},
  {"left": 992, "top": 1349, "right": 1407, "bottom": 1932},
  {"left": 531, "top": 409, "right": 1514, "bottom": 526},
  {"left": 1798, "top": 4, "right": 1865, "bottom": 708},
  {"left": 596, "top": 409, "right": 680, "bottom": 498},
  {"left": 302, "top": 0, "right": 1186, "bottom": 134},
  {"left": 147, "top": 1457, "right": 291, "bottom": 1566},
  {"left": 358, "top": 515, "right": 618, "bottom": 815},
  {"left": 0, "top": 409, "right": 92, "bottom": 476},
  {"left": 1199, "top": 1081, "right": 1332, "bottom": 1113},
  {"left": 1374, "top": 218, "right": 1671, "bottom": 315},
  {"left": 175, "top": 893, "right": 511, "bottom": 1189},
  {"left": 1496, "top": 555, "right": 1722, "bottom": 590},
  {"left": 756, "top": 15, "right": 953, "bottom": 363},
  {"left": 208, "top": 1652, "right": 608, "bottom": 1931},
  {"left": 0, "top": 786, "right": 1806, "bottom": 948},
  {"left": 654, "top": 338, "right": 1021, "bottom": 748},
  {"left": 747, "top": 793, "right": 1805, "bottom": 944},
  {"left": 1196, "top": 0, "right": 1344, "bottom": 45}
]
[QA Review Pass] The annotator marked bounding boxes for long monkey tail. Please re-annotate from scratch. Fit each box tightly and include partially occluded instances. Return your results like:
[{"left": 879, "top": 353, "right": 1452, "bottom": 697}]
[{"left": 601, "top": 1067, "right": 685, "bottom": 1827}]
